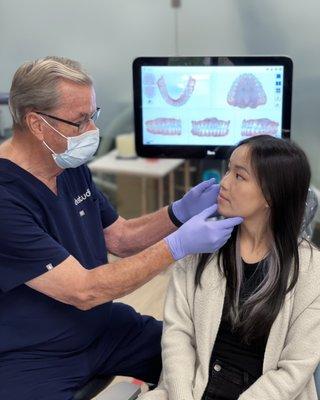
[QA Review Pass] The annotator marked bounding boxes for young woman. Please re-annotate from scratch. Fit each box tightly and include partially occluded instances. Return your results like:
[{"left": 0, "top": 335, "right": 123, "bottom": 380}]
[{"left": 141, "top": 135, "right": 320, "bottom": 400}]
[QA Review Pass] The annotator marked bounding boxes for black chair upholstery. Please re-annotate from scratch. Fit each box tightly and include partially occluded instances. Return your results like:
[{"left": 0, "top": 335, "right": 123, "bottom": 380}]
[{"left": 73, "top": 375, "right": 114, "bottom": 400}]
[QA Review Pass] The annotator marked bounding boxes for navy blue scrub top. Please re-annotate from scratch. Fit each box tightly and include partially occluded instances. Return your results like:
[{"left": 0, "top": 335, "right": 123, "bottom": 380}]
[{"left": 0, "top": 159, "right": 118, "bottom": 355}]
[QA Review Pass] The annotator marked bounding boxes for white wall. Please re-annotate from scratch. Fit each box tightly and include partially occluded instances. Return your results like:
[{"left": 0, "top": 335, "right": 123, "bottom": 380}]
[
  {"left": 0, "top": 0, "right": 319, "bottom": 187},
  {"left": 0, "top": 0, "right": 175, "bottom": 129}
]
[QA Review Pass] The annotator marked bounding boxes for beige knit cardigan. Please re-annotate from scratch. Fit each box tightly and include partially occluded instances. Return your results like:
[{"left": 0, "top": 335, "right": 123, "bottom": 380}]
[{"left": 140, "top": 244, "right": 320, "bottom": 400}]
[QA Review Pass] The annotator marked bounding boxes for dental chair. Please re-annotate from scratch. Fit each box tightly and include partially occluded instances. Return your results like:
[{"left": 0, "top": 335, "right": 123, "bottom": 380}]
[
  {"left": 73, "top": 376, "right": 142, "bottom": 400},
  {"left": 302, "top": 187, "right": 320, "bottom": 398},
  {"left": 301, "top": 187, "right": 318, "bottom": 241}
]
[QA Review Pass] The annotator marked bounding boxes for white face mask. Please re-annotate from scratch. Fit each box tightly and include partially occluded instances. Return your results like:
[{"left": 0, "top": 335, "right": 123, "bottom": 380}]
[{"left": 40, "top": 116, "right": 100, "bottom": 169}]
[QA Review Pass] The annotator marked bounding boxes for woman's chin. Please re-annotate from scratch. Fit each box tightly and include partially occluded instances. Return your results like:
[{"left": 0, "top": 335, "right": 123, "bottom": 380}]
[
  {"left": 218, "top": 204, "right": 242, "bottom": 219},
  {"left": 217, "top": 204, "right": 231, "bottom": 217}
]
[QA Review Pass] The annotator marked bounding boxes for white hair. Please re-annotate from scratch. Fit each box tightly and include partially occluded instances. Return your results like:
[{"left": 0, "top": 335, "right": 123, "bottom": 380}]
[{"left": 9, "top": 56, "right": 93, "bottom": 129}]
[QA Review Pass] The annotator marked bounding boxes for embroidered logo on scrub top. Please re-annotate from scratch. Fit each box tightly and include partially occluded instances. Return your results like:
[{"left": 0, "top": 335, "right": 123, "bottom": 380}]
[{"left": 74, "top": 188, "right": 91, "bottom": 206}]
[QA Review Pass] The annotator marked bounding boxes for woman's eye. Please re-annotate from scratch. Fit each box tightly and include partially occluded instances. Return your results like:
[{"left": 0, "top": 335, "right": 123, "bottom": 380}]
[{"left": 236, "top": 173, "right": 244, "bottom": 180}]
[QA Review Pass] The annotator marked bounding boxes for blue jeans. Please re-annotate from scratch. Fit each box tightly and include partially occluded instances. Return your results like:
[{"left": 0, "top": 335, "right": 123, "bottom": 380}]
[{"left": 202, "top": 359, "right": 257, "bottom": 400}]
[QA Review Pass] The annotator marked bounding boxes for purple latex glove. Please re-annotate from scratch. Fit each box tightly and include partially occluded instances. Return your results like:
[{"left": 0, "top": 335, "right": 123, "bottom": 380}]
[
  {"left": 164, "top": 204, "right": 243, "bottom": 260},
  {"left": 172, "top": 178, "right": 220, "bottom": 224}
]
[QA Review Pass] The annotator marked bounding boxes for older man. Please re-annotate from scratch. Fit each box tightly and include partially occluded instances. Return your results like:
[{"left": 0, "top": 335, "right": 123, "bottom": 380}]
[{"left": 0, "top": 56, "right": 242, "bottom": 399}]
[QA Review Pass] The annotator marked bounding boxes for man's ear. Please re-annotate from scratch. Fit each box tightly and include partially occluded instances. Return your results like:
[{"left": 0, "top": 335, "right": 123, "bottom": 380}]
[{"left": 25, "top": 111, "right": 45, "bottom": 141}]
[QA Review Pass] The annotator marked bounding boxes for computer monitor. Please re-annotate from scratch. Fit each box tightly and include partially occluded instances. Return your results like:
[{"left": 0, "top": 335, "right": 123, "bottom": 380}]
[{"left": 133, "top": 56, "right": 293, "bottom": 158}]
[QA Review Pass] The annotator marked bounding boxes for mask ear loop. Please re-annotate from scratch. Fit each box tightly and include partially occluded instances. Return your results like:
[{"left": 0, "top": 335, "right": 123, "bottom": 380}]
[
  {"left": 42, "top": 140, "right": 57, "bottom": 155},
  {"left": 39, "top": 115, "right": 68, "bottom": 139},
  {"left": 39, "top": 115, "right": 68, "bottom": 156}
]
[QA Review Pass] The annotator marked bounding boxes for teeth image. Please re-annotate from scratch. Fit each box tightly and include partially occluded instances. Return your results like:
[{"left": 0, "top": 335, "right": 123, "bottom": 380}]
[
  {"left": 193, "top": 124, "right": 198, "bottom": 135},
  {"left": 253, "top": 123, "right": 257, "bottom": 134}
]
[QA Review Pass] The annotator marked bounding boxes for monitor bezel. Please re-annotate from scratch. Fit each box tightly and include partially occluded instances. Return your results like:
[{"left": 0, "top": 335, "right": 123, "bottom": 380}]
[{"left": 133, "top": 56, "right": 293, "bottom": 159}]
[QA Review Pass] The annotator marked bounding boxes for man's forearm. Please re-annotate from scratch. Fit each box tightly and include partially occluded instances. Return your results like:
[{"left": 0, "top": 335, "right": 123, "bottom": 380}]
[
  {"left": 120, "top": 206, "right": 177, "bottom": 256},
  {"left": 83, "top": 240, "right": 174, "bottom": 309}
]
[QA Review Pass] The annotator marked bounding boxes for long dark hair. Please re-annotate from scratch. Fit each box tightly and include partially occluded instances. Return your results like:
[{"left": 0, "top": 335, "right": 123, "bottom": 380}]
[{"left": 195, "top": 135, "right": 311, "bottom": 343}]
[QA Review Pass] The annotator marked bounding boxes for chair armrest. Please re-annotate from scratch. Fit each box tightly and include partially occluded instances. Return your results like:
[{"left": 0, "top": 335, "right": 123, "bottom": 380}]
[{"left": 95, "top": 382, "right": 141, "bottom": 400}]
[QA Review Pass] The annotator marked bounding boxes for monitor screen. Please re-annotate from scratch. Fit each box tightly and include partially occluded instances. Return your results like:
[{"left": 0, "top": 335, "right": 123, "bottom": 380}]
[{"left": 133, "top": 57, "right": 293, "bottom": 158}]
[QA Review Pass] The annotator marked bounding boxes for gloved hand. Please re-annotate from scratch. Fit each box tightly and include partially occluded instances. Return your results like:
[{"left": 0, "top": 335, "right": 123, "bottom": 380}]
[
  {"left": 172, "top": 178, "right": 220, "bottom": 224},
  {"left": 164, "top": 204, "right": 243, "bottom": 260}
]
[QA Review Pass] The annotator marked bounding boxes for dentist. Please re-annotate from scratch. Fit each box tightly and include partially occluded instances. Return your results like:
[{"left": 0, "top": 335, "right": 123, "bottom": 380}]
[{"left": 0, "top": 56, "right": 242, "bottom": 400}]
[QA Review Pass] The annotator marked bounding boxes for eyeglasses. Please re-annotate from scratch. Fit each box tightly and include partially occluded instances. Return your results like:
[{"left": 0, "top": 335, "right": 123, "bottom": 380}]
[{"left": 36, "top": 107, "right": 101, "bottom": 132}]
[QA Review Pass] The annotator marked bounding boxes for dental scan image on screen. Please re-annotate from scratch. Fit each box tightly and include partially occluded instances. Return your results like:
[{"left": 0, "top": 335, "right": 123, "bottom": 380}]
[{"left": 141, "top": 65, "right": 284, "bottom": 146}]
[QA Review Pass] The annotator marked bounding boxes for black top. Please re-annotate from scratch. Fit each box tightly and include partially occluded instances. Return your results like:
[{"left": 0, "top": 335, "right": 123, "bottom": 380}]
[{"left": 210, "top": 259, "right": 269, "bottom": 379}]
